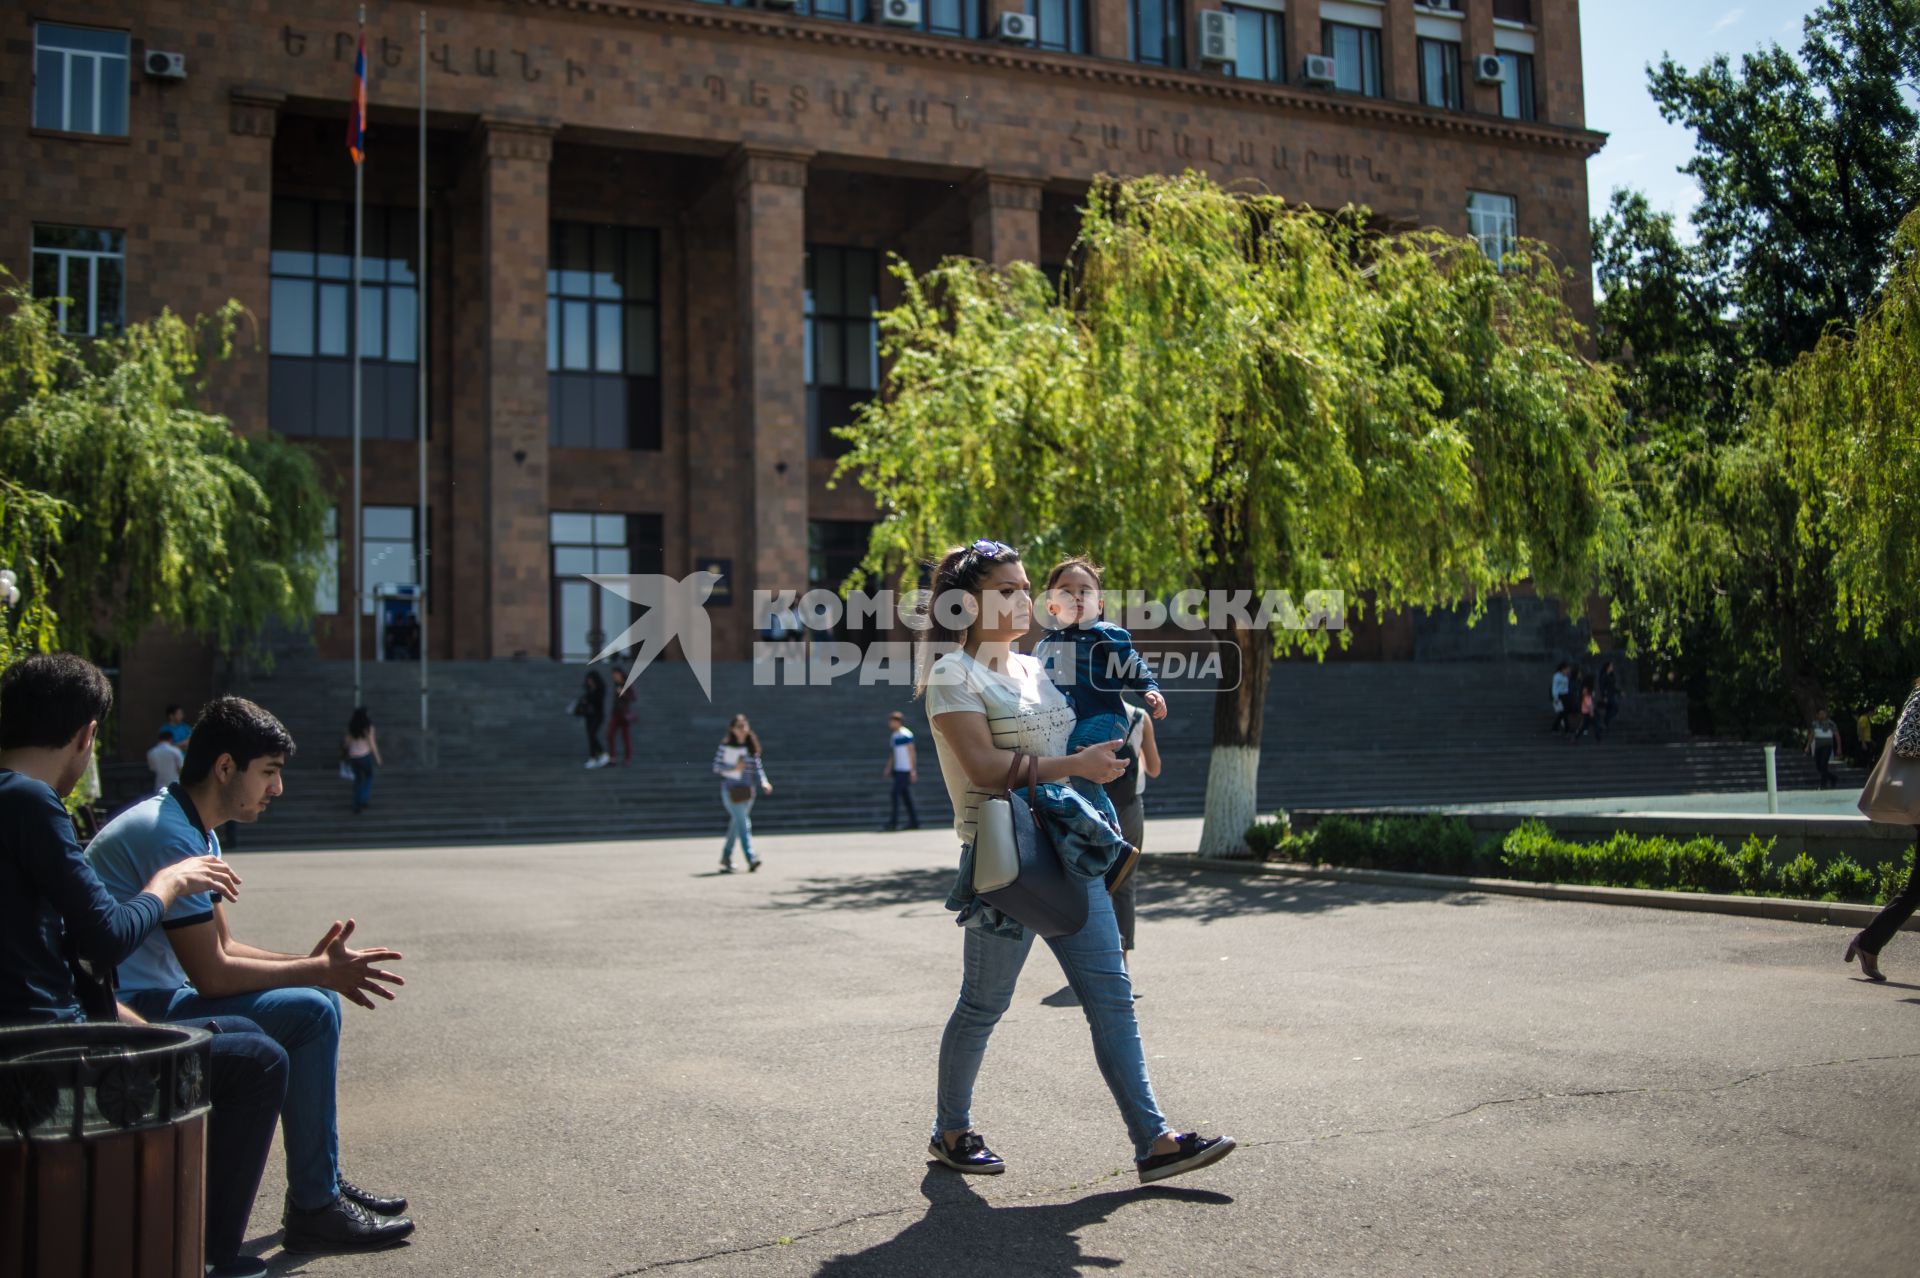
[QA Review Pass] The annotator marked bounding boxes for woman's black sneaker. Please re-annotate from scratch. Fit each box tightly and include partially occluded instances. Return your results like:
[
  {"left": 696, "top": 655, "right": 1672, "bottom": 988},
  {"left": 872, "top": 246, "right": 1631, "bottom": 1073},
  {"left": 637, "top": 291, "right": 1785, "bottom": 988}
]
[
  {"left": 928, "top": 1131, "right": 1006, "bottom": 1174},
  {"left": 1136, "top": 1133, "right": 1236, "bottom": 1184}
]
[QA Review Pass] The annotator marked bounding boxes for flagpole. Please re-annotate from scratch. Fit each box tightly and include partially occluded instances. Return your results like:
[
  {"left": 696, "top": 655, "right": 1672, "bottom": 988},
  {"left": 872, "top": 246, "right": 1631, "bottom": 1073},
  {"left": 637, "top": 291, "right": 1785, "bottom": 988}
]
[
  {"left": 417, "top": 8, "right": 430, "bottom": 739},
  {"left": 351, "top": 4, "right": 365, "bottom": 708}
]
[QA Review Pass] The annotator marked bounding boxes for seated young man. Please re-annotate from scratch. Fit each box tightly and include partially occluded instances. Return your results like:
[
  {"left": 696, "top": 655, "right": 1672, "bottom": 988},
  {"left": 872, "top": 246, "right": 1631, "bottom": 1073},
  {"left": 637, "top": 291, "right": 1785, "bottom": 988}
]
[
  {"left": 88, "top": 696, "right": 415, "bottom": 1255},
  {"left": 0, "top": 654, "right": 288, "bottom": 1278}
]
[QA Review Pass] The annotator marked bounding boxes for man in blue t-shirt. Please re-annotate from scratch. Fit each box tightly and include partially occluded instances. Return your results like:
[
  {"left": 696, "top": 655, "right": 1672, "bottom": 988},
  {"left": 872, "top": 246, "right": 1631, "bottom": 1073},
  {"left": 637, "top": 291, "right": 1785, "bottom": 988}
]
[
  {"left": 161, "top": 702, "right": 192, "bottom": 747},
  {"left": 882, "top": 710, "right": 920, "bottom": 831},
  {"left": 90, "top": 695, "right": 415, "bottom": 1255},
  {"left": 1, "top": 654, "right": 288, "bottom": 1278}
]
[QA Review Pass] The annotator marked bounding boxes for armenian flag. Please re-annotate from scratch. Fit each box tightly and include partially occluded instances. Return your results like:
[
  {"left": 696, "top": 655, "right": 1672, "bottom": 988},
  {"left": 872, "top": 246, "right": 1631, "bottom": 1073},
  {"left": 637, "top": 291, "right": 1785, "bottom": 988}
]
[{"left": 348, "top": 32, "right": 366, "bottom": 165}]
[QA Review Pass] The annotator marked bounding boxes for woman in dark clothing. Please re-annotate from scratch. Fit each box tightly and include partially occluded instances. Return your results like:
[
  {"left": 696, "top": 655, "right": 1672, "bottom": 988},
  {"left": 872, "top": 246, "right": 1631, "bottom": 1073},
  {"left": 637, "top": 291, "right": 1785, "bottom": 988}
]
[
  {"left": 1846, "top": 677, "right": 1920, "bottom": 980},
  {"left": 607, "top": 668, "right": 636, "bottom": 766},
  {"left": 577, "top": 671, "right": 608, "bottom": 769}
]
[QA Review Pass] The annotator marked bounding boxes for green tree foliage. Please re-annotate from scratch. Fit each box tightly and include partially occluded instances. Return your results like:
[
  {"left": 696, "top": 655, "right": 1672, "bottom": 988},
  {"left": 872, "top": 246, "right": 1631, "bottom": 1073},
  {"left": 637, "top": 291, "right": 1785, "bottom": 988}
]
[
  {"left": 838, "top": 173, "right": 1623, "bottom": 852},
  {"left": 0, "top": 276, "right": 328, "bottom": 661}
]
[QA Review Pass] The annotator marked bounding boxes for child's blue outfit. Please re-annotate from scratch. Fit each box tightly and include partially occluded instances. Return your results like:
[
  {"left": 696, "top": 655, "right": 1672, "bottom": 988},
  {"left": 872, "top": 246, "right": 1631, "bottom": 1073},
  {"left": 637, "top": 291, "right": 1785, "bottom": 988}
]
[{"left": 1034, "top": 620, "right": 1160, "bottom": 830}]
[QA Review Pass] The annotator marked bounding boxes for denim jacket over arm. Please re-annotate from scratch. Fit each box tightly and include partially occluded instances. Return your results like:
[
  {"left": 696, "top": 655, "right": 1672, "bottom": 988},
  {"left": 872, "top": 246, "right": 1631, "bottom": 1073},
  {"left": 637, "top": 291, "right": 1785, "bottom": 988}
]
[{"left": 945, "top": 780, "right": 1133, "bottom": 939}]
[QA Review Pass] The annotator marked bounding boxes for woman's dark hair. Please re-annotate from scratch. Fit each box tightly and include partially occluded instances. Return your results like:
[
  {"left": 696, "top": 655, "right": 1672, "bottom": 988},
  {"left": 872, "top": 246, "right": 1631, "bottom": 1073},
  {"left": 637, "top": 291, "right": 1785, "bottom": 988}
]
[
  {"left": 584, "top": 671, "right": 604, "bottom": 692},
  {"left": 1044, "top": 555, "right": 1104, "bottom": 594},
  {"left": 347, "top": 707, "right": 373, "bottom": 738},
  {"left": 722, "top": 715, "right": 762, "bottom": 757},
  {"left": 914, "top": 540, "right": 1023, "bottom": 698},
  {"left": 0, "top": 653, "right": 113, "bottom": 751},
  {"left": 181, "top": 697, "right": 296, "bottom": 785}
]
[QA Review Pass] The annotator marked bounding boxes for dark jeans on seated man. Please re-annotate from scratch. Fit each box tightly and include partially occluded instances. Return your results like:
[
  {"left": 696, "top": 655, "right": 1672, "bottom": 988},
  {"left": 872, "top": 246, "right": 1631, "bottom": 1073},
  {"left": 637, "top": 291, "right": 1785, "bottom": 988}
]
[{"left": 185, "top": 1016, "right": 289, "bottom": 1268}]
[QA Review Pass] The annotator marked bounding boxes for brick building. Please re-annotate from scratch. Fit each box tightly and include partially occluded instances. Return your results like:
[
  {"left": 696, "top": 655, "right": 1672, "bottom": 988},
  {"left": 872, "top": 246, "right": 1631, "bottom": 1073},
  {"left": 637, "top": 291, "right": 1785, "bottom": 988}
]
[{"left": 6, "top": 0, "right": 1600, "bottom": 705}]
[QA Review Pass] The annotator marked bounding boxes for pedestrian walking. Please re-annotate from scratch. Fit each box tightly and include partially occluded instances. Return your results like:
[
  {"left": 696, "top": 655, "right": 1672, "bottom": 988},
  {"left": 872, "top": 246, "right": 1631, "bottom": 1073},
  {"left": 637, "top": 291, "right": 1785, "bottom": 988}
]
[
  {"left": 1571, "top": 677, "right": 1599, "bottom": 743},
  {"left": 918, "top": 538, "right": 1234, "bottom": 1185},
  {"left": 574, "top": 671, "right": 609, "bottom": 769},
  {"left": 147, "top": 729, "right": 185, "bottom": 791},
  {"left": 1856, "top": 706, "right": 1876, "bottom": 766},
  {"left": 1807, "top": 707, "right": 1840, "bottom": 789},
  {"left": 713, "top": 713, "right": 772, "bottom": 872},
  {"left": 343, "top": 707, "right": 382, "bottom": 815},
  {"left": 1845, "top": 677, "right": 1920, "bottom": 981},
  {"left": 607, "top": 668, "right": 635, "bottom": 767},
  {"left": 1103, "top": 699, "right": 1160, "bottom": 995},
  {"left": 161, "top": 703, "right": 193, "bottom": 748},
  {"left": 1550, "top": 662, "right": 1573, "bottom": 734},
  {"left": 882, "top": 710, "right": 920, "bottom": 831}
]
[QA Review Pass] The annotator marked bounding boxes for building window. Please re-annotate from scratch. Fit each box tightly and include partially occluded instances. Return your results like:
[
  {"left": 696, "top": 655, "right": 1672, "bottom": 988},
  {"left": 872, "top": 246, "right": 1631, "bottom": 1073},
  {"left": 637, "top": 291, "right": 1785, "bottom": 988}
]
[
  {"left": 1414, "top": 0, "right": 1462, "bottom": 10},
  {"left": 1129, "top": 0, "right": 1186, "bottom": 68},
  {"left": 33, "top": 24, "right": 129, "bottom": 137},
  {"left": 31, "top": 226, "right": 125, "bottom": 337},
  {"left": 1225, "top": 5, "right": 1285, "bottom": 83},
  {"left": 547, "top": 223, "right": 662, "bottom": 451},
  {"left": 1492, "top": 0, "right": 1532, "bottom": 22},
  {"left": 1322, "top": 22, "right": 1382, "bottom": 97},
  {"left": 550, "top": 512, "right": 664, "bottom": 661},
  {"left": 806, "top": 246, "right": 880, "bottom": 459},
  {"left": 1028, "top": 0, "right": 1090, "bottom": 53},
  {"left": 801, "top": 0, "right": 869, "bottom": 19},
  {"left": 360, "top": 506, "right": 419, "bottom": 616},
  {"left": 1418, "top": 38, "right": 1461, "bottom": 109},
  {"left": 810, "top": 520, "right": 878, "bottom": 643},
  {"left": 1468, "top": 192, "right": 1517, "bottom": 264},
  {"left": 1496, "top": 52, "right": 1537, "bottom": 121},
  {"left": 315, "top": 508, "right": 340, "bottom": 616},
  {"left": 921, "top": 0, "right": 983, "bottom": 37},
  {"left": 269, "top": 199, "right": 421, "bottom": 440}
]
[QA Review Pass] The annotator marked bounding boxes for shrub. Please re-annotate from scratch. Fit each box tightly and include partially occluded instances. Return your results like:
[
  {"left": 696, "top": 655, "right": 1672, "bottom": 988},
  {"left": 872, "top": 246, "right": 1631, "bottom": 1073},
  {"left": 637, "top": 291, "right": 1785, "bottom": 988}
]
[
  {"left": 1243, "top": 812, "right": 1289, "bottom": 859},
  {"left": 1732, "top": 836, "right": 1776, "bottom": 894},
  {"left": 1669, "top": 836, "right": 1740, "bottom": 894},
  {"left": 1876, "top": 845, "right": 1916, "bottom": 906},
  {"left": 1818, "top": 855, "right": 1877, "bottom": 904},
  {"left": 1776, "top": 852, "right": 1821, "bottom": 900}
]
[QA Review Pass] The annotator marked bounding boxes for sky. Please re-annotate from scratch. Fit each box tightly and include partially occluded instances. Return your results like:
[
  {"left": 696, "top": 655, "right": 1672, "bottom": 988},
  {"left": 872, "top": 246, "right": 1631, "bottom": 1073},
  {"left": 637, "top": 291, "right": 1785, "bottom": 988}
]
[{"left": 1579, "top": 0, "right": 1829, "bottom": 237}]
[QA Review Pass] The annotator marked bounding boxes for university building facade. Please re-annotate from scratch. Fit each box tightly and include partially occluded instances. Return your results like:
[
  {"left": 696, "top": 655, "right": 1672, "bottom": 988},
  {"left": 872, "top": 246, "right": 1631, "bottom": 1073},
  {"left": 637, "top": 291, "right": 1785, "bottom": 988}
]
[{"left": 6, "top": 0, "right": 1600, "bottom": 677}]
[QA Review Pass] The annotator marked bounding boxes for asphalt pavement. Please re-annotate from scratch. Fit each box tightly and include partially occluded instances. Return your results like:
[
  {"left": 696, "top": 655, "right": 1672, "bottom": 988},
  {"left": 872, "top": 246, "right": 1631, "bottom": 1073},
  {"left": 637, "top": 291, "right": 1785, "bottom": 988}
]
[{"left": 221, "top": 817, "right": 1920, "bottom": 1277}]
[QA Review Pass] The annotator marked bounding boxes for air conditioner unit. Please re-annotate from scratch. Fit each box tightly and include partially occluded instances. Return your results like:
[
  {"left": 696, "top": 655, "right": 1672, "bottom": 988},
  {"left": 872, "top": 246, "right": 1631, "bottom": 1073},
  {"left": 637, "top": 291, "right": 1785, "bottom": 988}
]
[
  {"left": 144, "top": 50, "right": 186, "bottom": 79},
  {"left": 1198, "top": 11, "right": 1238, "bottom": 65},
  {"left": 997, "top": 12, "right": 1036, "bottom": 43},
  {"left": 1302, "top": 53, "right": 1337, "bottom": 86},
  {"left": 879, "top": 0, "right": 922, "bottom": 26},
  {"left": 1474, "top": 53, "right": 1507, "bottom": 84}
]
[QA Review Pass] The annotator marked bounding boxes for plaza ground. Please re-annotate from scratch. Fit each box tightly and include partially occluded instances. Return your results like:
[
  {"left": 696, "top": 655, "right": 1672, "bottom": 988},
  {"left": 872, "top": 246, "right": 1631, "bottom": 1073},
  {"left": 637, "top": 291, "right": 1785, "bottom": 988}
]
[{"left": 227, "top": 818, "right": 1920, "bottom": 1276}]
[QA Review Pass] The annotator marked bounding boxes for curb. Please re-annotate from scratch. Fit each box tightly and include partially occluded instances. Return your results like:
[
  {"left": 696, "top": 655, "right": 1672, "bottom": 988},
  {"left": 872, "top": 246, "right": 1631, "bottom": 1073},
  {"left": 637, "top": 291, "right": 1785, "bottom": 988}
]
[{"left": 1140, "top": 853, "right": 1919, "bottom": 933}]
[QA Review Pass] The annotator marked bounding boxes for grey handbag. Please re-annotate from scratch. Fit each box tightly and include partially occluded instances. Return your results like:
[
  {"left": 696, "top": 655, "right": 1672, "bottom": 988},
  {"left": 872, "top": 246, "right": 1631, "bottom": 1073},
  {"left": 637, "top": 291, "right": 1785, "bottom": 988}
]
[
  {"left": 972, "top": 753, "right": 1088, "bottom": 939},
  {"left": 1857, "top": 734, "right": 1920, "bottom": 824}
]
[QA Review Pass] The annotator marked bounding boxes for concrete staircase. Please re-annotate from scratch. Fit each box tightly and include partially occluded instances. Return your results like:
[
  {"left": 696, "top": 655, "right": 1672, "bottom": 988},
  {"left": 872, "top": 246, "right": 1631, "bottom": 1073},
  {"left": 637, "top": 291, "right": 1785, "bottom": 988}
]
[{"left": 94, "top": 655, "right": 1851, "bottom": 851}]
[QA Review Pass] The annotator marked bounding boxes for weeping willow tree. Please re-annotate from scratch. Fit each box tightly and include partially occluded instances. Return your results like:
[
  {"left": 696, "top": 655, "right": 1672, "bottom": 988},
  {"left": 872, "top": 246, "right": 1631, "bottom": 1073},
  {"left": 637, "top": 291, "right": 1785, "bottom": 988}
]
[
  {"left": 0, "top": 276, "right": 329, "bottom": 664},
  {"left": 835, "top": 173, "right": 1625, "bottom": 854}
]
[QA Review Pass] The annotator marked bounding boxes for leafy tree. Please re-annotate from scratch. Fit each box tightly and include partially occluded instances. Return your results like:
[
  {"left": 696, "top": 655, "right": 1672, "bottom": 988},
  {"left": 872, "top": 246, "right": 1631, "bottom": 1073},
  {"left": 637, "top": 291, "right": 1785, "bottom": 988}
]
[
  {"left": 838, "top": 174, "right": 1623, "bottom": 853},
  {"left": 0, "top": 277, "right": 329, "bottom": 664}
]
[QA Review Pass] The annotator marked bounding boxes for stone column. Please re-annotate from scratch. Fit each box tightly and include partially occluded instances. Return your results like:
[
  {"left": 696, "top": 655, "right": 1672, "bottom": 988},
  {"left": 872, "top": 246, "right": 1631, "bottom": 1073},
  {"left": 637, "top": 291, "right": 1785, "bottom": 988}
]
[
  {"left": 1383, "top": 0, "right": 1419, "bottom": 103},
  {"left": 730, "top": 147, "right": 813, "bottom": 609},
  {"left": 1284, "top": 0, "right": 1320, "bottom": 67},
  {"left": 474, "top": 117, "right": 556, "bottom": 660},
  {"left": 1091, "top": 0, "right": 1130, "bottom": 61},
  {"left": 1465, "top": 0, "right": 1501, "bottom": 116},
  {"left": 1536, "top": 0, "right": 1584, "bottom": 127},
  {"left": 968, "top": 175, "right": 1044, "bottom": 267},
  {"left": 222, "top": 88, "right": 283, "bottom": 437}
]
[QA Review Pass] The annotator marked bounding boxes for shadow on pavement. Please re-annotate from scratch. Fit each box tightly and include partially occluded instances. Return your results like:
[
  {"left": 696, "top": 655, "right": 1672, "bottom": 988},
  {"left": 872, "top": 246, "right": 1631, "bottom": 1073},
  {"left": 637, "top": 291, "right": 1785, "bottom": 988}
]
[
  {"left": 814, "top": 1168, "right": 1231, "bottom": 1277},
  {"left": 766, "top": 867, "right": 956, "bottom": 913}
]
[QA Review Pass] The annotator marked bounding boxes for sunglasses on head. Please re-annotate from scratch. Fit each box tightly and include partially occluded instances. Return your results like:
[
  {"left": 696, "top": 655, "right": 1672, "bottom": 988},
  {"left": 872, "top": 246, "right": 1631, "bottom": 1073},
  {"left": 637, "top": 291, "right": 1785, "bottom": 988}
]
[{"left": 970, "top": 539, "right": 1015, "bottom": 561}]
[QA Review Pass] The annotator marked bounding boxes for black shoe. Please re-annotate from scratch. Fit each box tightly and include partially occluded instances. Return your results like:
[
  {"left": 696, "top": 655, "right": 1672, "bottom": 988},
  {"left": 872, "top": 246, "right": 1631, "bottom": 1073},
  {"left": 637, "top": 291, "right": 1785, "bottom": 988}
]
[
  {"left": 339, "top": 1174, "right": 408, "bottom": 1215},
  {"left": 928, "top": 1131, "right": 1005, "bottom": 1175},
  {"left": 205, "top": 1259, "right": 269, "bottom": 1278},
  {"left": 748, "top": 857, "right": 761, "bottom": 872},
  {"left": 1136, "top": 1133, "right": 1236, "bottom": 1184},
  {"left": 718, "top": 862, "right": 734, "bottom": 874},
  {"left": 282, "top": 1193, "right": 415, "bottom": 1253}
]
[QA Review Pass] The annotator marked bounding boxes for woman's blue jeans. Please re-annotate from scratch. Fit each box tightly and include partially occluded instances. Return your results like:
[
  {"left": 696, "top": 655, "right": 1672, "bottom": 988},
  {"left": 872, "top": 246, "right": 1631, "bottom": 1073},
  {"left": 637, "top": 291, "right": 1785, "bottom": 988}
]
[
  {"left": 721, "top": 787, "right": 757, "bottom": 866},
  {"left": 934, "top": 871, "right": 1169, "bottom": 1161},
  {"left": 349, "top": 755, "right": 375, "bottom": 811}
]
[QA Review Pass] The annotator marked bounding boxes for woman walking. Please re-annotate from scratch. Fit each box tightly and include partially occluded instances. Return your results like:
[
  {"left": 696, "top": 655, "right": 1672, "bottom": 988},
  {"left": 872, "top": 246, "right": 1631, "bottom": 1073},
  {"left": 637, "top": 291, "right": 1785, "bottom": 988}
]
[
  {"left": 712, "top": 714, "right": 772, "bottom": 872},
  {"left": 607, "top": 668, "right": 636, "bottom": 767},
  {"left": 1846, "top": 677, "right": 1920, "bottom": 980},
  {"left": 576, "top": 671, "right": 608, "bottom": 769},
  {"left": 919, "top": 539, "right": 1233, "bottom": 1184},
  {"left": 343, "top": 707, "right": 382, "bottom": 815},
  {"left": 1104, "top": 698, "right": 1161, "bottom": 995}
]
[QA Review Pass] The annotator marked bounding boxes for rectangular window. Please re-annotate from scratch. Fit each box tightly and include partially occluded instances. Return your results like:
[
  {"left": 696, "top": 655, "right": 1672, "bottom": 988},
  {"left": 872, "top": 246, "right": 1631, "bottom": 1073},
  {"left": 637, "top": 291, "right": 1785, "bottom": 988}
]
[
  {"left": 1467, "top": 192, "right": 1517, "bottom": 265},
  {"left": 1497, "top": 52, "right": 1537, "bottom": 121},
  {"left": 1419, "top": 38, "right": 1461, "bottom": 109},
  {"left": 31, "top": 225, "right": 125, "bottom": 337},
  {"left": 549, "top": 512, "right": 665, "bottom": 661},
  {"left": 315, "top": 507, "right": 341, "bottom": 615},
  {"left": 1028, "top": 0, "right": 1090, "bottom": 54},
  {"left": 809, "top": 520, "right": 879, "bottom": 644},
  {"left": 268, "top": 199, "right": 422, "bottom": 440},
  {"left": 1322, "top": 22, "right": 1382, "bottom": 97},
  {"left": 547, "top": 222, "right": 662, "bottom": 451},
  {"left": 33, "top": 24, "right": 129, "bottom": 137},
  {"left": 1492, "top": 0, "right": 1532, "bottom": 22},
  {"left": 361, "top": 506, "right": 419, "bottom": 617},
  {"left": 1225, "top": 6, "right": 1285, "bottom": 83},
  {"left": 1129, "top": 0, "right": 1186, "bottom": 68},
  {"left": 805, "top": 246, "right": 881, "bottom": 459}
]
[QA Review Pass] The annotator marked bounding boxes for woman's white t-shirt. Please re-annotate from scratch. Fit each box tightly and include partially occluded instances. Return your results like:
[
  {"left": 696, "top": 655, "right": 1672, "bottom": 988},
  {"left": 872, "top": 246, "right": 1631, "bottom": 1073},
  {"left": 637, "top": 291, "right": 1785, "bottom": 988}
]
[{"left": 925, "top": 649, "right": 1075, "bottom": 844}]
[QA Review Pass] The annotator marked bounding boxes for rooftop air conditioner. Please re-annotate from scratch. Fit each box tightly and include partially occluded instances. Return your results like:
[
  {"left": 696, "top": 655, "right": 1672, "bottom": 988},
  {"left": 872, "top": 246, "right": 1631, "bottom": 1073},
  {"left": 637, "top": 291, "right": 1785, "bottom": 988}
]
[
  {"left": 1199, "top": 11, "right": 1238, "bottom": 65},
  {"left": 997, "top": 12, "right": 1036, "bottom": 43},
  {"left": 1302, "top": 53, "right": 1337, "bottom": 86},
  {"left": 144, "top": 50, "right": 186, "bottom": 79},
  {"left": 1474, "top": 53, "right": 1508, "bottom": 84},
  {"left": 879, "top": 0, "right": 922, "bottom": 26}
]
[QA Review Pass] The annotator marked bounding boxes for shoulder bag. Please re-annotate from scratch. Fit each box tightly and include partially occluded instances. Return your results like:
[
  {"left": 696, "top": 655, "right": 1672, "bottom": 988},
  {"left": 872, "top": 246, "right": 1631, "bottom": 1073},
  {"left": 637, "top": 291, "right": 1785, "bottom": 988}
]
[
  {"left": 1857, "top": 733, "right": 1920, "bottom": 825},
  {"left": 972, "top": 752, "right": 1088, "bottom": 938}
]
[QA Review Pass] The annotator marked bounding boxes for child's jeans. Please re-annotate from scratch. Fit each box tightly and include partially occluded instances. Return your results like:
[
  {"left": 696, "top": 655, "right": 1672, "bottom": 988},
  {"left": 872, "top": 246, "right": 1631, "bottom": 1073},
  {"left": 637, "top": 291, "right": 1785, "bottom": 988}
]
[{"left": 1066, "top": 712, "right": 1127, "bottom": 834}]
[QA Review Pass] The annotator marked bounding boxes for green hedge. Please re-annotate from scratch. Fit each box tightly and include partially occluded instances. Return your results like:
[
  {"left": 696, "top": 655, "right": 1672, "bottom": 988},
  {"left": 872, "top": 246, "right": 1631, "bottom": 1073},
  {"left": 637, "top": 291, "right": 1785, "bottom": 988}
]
[{"left": 1240, "top": 813, "right": 1914, "bottom": 907}]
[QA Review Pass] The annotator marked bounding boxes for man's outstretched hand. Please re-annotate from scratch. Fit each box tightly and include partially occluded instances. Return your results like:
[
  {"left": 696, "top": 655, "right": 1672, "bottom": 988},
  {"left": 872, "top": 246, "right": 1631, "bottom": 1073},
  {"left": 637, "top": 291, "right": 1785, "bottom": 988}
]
[{"left": 309, "top": 918, "right": 406, "bottom": 1010}]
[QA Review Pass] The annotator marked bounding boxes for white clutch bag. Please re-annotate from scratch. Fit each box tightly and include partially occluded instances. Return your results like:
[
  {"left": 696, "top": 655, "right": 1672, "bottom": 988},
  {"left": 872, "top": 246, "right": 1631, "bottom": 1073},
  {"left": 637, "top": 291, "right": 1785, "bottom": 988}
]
[{"left": 973, "top": 794, "right": 1020, "bottom": 893}]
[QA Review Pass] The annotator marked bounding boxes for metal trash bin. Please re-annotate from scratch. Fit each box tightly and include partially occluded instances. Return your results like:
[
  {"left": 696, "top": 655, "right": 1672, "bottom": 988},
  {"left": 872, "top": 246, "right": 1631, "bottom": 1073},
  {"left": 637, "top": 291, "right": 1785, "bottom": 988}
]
[{"left": 0, "top": 1022, "right": 213, "bottom": 1277}]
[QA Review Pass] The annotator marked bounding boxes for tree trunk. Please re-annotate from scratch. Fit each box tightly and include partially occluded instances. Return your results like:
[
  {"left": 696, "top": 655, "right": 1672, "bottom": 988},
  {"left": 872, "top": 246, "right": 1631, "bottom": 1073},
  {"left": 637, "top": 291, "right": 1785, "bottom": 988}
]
[{"left": 1199, "top": 617, "right": 1271, "bottom": 856}]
